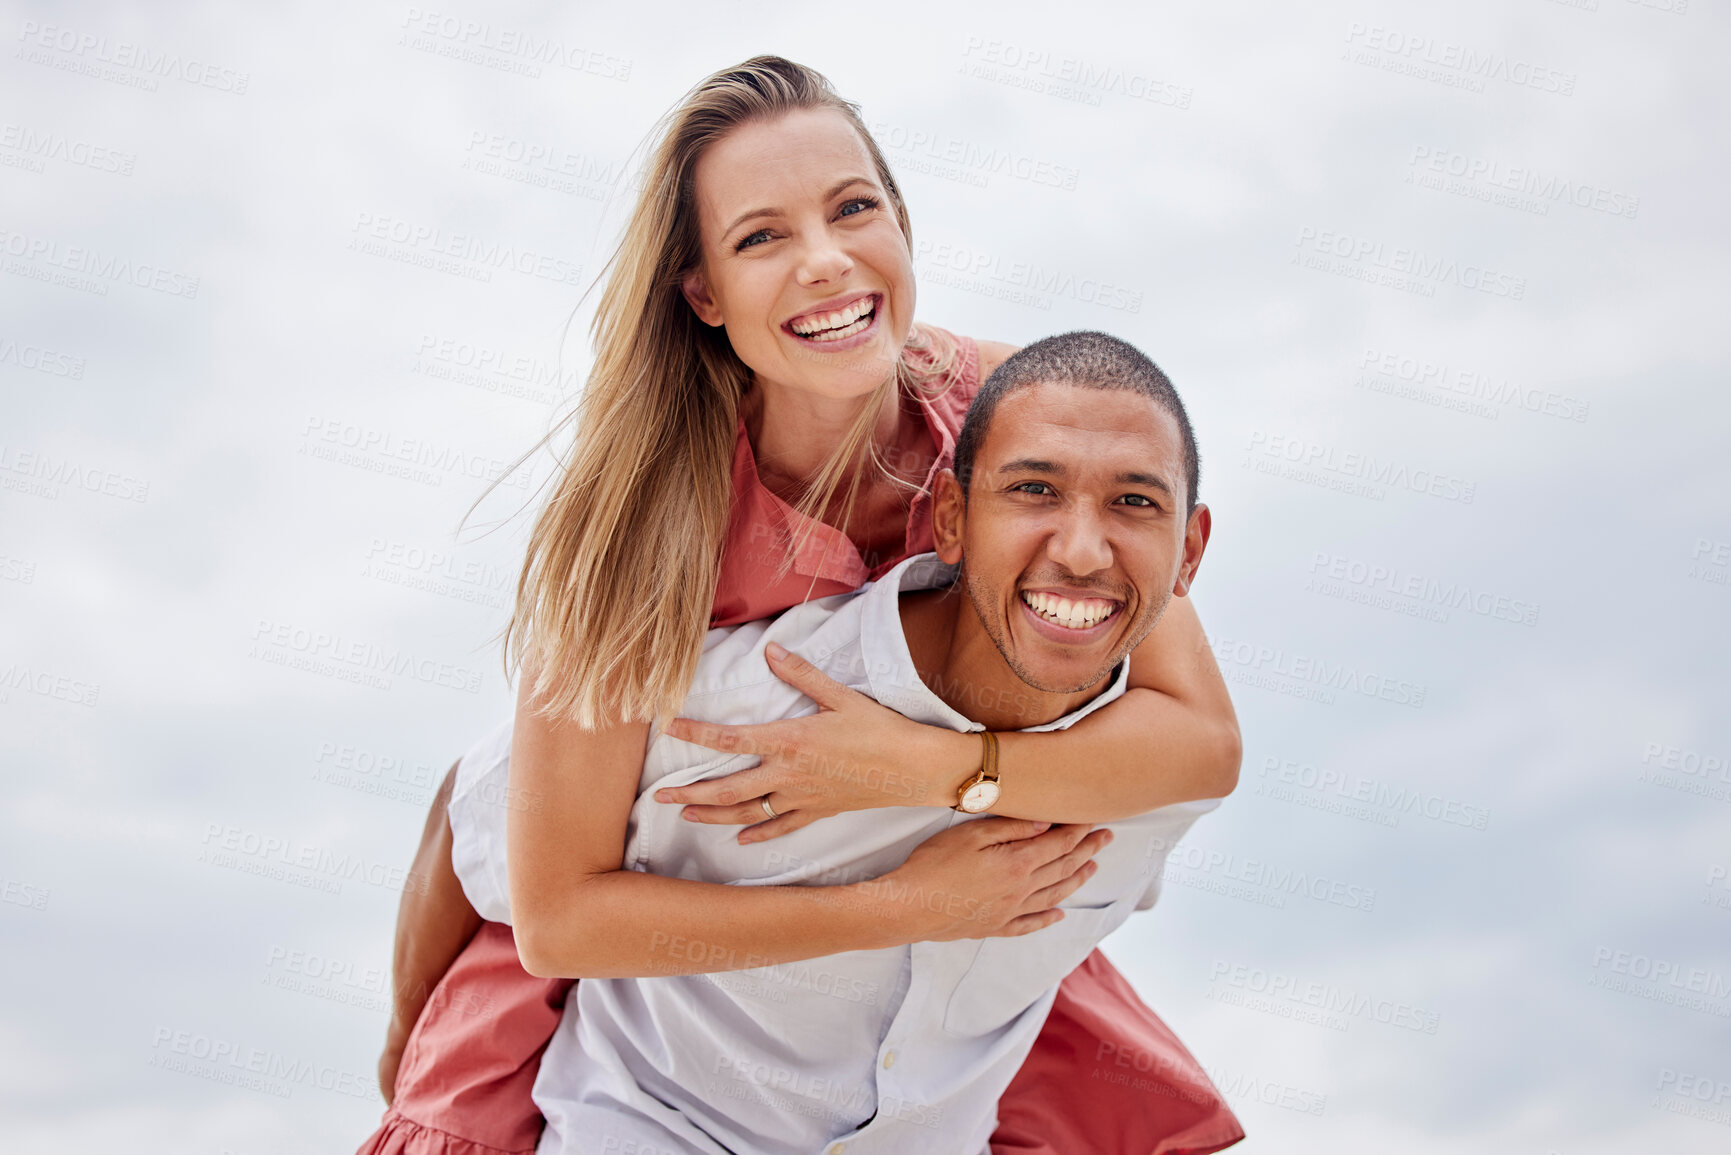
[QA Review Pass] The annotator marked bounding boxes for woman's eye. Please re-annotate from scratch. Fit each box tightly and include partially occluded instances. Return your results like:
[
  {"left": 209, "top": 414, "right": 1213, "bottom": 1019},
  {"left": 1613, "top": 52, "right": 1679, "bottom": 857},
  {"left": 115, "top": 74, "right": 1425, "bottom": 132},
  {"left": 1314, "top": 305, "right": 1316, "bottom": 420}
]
[
  {"left": 838, "top": 196, "right": 879, "bottom": 219},
  {"left": 736, "top": 229, "right": 773, "bottom": 252}
]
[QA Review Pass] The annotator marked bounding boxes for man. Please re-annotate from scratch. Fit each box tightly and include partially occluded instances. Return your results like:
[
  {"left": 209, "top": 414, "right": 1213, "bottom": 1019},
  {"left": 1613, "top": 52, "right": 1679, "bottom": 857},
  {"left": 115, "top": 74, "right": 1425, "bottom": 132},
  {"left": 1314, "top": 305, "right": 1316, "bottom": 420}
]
[{"left": 450, "top": 331, "right": 1225, "bottom": 1154}]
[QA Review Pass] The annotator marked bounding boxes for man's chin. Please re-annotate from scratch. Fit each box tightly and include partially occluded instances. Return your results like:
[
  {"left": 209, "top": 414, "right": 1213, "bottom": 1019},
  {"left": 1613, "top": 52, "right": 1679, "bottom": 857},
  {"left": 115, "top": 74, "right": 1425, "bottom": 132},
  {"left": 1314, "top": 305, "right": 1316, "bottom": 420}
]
[{"left": 1005, "top": 652, "right": 1121, "bottom": 697}]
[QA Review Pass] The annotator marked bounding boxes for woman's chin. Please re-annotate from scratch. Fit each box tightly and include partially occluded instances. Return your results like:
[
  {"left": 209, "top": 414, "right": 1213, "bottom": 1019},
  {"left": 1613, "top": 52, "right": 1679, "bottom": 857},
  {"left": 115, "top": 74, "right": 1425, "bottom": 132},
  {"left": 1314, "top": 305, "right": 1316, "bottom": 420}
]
[{"left": 781, "top": 338, "right": 898, "bottom": 391}]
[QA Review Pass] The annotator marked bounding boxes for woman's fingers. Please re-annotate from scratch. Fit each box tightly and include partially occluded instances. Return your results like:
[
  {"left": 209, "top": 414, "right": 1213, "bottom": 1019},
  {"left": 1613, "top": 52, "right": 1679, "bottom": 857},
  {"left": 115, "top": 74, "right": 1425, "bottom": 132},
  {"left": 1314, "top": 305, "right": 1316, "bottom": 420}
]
[
  {"left": 737, "top": 809, "right": 820, "bottom": 844},
  {"left": 1022, "top": 857, "right": 1100, "bottom": 915},
  {"left": 655, "top": 766, "right": 777, "bottom": 807},
  {"left": 1007, "top": 822, "right": 1097, "bottom": 866},
  {"left": 662, "top": 716, "right": 786, "bottom": 759},
  {"left": 995, "top": 908, "right": 1067, "bottom": 936},
  {"left": 964, "top": 817, "right": 1055, "bottom": 847},
  {"left": 673, "top": 797, "right": 832, "bottom": 838},
  {"left": 764, "top": 641, "right": 854, "bottom": 710},
  {"left": 677, "top": 800, "right": 780, "bottom": 826},
  {"left": 1027, "top": 828, "right": 1112, "bottom": 890}
]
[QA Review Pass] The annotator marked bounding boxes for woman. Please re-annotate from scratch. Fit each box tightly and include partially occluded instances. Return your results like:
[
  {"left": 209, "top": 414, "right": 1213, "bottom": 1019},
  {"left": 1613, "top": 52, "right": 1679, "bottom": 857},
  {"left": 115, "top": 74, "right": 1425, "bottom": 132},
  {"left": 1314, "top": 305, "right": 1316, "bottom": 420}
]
[{"left": 363, "top": 56, "right": 1242, "bottom": 1155}]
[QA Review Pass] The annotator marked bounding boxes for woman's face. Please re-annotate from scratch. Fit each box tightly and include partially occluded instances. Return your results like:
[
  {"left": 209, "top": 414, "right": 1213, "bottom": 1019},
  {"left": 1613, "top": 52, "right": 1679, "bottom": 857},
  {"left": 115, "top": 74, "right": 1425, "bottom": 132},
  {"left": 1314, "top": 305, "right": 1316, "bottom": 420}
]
[{"left": 682, "top": 107, "right": 915, "bottom": 403}]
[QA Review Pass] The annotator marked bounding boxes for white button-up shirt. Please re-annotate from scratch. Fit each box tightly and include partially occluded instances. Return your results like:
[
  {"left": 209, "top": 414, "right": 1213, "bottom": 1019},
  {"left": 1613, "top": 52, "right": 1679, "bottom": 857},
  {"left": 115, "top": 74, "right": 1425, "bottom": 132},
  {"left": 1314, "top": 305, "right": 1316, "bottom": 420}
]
[{"left": 450, "top": 553, "right": 1220, "bottom": 1155}]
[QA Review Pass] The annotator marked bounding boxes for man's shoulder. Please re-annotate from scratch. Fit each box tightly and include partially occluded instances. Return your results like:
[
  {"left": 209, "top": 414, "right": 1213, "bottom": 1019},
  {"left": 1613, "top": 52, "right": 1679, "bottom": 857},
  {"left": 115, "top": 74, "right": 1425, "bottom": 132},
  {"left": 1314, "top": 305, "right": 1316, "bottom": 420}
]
[
  {"left": 683, "top": 592, "right": 874, "bottom": 717},
  {"left": 678, "top": 553, "right": 951, "bottom": 727}
]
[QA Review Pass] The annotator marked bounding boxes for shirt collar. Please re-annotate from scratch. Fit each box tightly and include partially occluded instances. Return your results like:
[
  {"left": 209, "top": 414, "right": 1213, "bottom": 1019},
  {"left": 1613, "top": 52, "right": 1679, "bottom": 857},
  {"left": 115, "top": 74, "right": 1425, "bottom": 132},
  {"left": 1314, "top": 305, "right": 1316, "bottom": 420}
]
[{"left": 856, "top": 552, "right": 1131, "bottom": 734}]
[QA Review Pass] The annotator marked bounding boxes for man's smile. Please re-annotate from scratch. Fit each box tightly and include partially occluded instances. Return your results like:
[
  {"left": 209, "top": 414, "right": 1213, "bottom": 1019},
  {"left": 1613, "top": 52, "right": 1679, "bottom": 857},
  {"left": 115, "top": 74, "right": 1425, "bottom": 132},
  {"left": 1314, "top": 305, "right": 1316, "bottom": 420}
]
[{"left": 1015, "top": 586, "right": 1129, "bottom": 645}]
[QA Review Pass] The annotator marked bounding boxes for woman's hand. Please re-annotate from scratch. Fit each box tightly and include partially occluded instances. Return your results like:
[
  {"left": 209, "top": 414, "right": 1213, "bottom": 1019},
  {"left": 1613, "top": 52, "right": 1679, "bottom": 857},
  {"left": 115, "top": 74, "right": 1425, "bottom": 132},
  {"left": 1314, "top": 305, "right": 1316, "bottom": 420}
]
[
  {"left": 377, "top": 1021, "right": 409, "bottom": 1105},
  {"left": 866, "top": 818, "right": 1113, "bottom": 942},
  {"left": 657, "top": 642, "right": 977, "bottom": 842}
]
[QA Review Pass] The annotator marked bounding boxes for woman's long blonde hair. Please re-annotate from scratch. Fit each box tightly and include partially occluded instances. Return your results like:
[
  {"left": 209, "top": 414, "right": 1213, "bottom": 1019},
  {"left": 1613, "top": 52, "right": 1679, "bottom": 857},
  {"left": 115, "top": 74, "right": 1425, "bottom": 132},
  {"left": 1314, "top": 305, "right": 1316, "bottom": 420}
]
[{"left": 500, "top": 55, "right": 956, "bottom": 729}]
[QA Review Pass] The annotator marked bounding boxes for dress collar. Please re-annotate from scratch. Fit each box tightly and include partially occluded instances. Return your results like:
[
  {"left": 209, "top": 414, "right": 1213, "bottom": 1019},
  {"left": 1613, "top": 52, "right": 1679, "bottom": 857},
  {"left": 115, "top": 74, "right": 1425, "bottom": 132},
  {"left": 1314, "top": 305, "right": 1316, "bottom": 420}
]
[{"left": 729, "top": 386, "right": 965, "bottom": 585}]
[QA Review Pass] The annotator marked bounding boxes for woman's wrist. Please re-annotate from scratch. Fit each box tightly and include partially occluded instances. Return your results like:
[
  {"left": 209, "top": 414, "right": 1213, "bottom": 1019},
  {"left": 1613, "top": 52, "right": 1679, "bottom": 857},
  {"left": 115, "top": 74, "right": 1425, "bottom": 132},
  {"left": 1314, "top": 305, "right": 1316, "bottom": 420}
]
[
  {"left": 913, "top": 725, "right": 986, "bottom": 809},
  {"left": 845, "top": 873, "right": 942, "bottom": 945}
]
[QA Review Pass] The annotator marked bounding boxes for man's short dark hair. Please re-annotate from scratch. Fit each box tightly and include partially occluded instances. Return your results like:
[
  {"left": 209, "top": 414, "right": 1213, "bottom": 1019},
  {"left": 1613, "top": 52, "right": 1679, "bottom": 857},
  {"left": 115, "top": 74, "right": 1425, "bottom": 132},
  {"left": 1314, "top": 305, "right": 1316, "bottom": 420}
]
[{"left": 952, "top": 331, "right": 1200, "bottom": 515}]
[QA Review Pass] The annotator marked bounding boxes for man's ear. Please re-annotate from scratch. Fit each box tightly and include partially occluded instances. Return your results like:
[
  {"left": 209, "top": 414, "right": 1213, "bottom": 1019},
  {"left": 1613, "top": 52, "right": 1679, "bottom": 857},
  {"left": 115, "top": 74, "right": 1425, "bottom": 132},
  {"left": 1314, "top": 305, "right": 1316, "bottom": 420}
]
[
  {"left": 931, "top": 468, "right": 966, "bottom": 565},
  {"left": 681, "top": 268, "right": 724, "bottom": 327},
  {"left": 1172, "top": 504, "right": 1211, "bottom": 598}
]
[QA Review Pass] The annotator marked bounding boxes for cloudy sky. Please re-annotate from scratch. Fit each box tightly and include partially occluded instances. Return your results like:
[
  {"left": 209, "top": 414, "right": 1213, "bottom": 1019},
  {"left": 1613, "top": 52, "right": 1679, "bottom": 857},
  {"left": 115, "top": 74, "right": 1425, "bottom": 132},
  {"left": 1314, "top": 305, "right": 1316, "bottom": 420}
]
[{"left": 2, "top": 1, "right": 1727, "bottom": 1151}]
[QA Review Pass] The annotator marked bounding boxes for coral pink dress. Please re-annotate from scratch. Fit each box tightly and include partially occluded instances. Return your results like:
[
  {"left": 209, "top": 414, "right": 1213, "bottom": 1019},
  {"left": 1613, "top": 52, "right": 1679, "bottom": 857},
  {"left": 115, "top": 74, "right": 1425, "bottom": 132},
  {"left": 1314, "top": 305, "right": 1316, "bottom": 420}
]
[{"left": 359, "top": 332, "right": 1244, "bottom": 1155}]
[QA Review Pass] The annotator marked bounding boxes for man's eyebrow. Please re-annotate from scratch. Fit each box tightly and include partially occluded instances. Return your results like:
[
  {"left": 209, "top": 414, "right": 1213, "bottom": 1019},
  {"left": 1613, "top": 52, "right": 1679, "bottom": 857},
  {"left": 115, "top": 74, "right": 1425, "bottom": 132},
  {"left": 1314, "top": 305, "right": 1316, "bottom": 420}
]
[
  {"left": 998, "top": 458, "right": 1174, "bottom": 496},
  {"left": 1118, "top": 470, "right": 1174, "bottom": 496},
  {"left": 997, "top": 458, "right": 1066, "bottom": 477},
  {"left": 722, "top": 177, "right": 877, "bottom": 239}
]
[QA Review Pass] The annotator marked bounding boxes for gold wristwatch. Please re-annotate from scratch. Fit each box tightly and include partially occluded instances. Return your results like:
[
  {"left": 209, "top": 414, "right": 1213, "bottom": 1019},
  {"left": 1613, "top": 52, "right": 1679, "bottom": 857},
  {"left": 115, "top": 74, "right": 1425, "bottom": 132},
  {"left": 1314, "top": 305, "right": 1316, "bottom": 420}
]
[{"left": 954, "top": 731, "right": 1001, "bottom": 813}]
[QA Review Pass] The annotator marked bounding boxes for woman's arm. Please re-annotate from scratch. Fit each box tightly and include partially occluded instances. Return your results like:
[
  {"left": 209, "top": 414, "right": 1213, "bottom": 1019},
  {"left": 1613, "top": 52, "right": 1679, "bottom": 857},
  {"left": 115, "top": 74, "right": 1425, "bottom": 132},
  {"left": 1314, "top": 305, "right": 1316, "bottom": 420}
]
[
  {"left": 379, "top": 763, "right": 483, "bottom": 1101},
  {"left": 989, "top": 594, "right": 1240, "bottom": 818},
  {"left": 658, "top": 597, "right": 1239, "bottom": 834},
  {"left": 506, "top": 669, "right": 1112, "bottom": 980}
]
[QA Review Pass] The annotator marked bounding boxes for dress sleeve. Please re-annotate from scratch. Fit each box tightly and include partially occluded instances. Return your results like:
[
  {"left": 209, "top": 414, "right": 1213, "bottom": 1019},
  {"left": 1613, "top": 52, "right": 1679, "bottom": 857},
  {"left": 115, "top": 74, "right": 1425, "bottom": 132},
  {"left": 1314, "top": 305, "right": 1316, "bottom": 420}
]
[{"left": 924, "top": 327, "right": 983, "bottom": 450}]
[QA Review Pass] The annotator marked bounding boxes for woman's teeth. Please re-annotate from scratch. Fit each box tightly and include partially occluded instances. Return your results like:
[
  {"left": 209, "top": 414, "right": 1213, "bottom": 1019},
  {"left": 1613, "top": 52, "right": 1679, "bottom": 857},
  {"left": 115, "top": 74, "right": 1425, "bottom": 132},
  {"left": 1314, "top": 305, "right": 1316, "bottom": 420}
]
[
  {"left": 790, "top": 297, "right": 875, "bottom": 341},
  {"left": 1022, "top": 591, "right": 1118, "bottom": 630}
]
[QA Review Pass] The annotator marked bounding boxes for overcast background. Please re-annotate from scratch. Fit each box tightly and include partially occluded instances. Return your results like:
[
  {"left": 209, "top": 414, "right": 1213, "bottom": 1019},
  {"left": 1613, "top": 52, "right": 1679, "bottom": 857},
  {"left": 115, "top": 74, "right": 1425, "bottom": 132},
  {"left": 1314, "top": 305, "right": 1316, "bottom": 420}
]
[{"left": 2, "top": 1, "right": 1728, "bottom": 1151}]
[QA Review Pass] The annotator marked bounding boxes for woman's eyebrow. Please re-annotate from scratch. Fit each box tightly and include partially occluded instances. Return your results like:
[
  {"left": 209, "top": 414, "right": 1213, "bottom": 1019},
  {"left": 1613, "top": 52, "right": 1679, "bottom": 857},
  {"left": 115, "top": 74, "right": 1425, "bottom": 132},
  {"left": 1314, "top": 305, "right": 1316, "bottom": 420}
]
[{"left": 721, "top": 176, "right": 877, "bottom": 237}]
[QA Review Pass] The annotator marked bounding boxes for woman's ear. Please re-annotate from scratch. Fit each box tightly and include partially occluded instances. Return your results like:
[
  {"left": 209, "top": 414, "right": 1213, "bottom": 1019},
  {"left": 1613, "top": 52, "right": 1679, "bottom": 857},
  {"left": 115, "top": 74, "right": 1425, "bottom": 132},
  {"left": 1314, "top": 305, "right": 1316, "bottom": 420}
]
[{"left": 681, "top": 269, "right": 724, "bottom": 328}]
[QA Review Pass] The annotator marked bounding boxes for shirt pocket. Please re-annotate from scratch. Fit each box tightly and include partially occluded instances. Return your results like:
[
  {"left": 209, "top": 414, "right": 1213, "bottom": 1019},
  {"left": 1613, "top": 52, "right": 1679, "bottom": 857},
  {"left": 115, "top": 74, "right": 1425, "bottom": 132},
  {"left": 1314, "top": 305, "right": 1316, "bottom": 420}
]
[{"left": 940, "top": 897, "right": 1129, "bottom": 1038}]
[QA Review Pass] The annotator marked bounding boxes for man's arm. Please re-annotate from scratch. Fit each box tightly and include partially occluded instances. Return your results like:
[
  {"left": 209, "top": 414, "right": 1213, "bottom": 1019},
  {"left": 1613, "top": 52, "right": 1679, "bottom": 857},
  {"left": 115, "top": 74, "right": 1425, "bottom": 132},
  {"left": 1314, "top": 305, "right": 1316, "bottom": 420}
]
[{"left": 378, "top": 763, "right": 483, "bottom": 1102}]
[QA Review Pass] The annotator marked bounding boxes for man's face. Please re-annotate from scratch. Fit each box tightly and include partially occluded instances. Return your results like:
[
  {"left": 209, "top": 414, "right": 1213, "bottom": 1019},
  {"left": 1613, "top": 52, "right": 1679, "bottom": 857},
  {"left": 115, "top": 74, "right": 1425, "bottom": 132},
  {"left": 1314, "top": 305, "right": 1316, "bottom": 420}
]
[{"left": 934, "top": 381, "right": 1210, "bottom": 695}]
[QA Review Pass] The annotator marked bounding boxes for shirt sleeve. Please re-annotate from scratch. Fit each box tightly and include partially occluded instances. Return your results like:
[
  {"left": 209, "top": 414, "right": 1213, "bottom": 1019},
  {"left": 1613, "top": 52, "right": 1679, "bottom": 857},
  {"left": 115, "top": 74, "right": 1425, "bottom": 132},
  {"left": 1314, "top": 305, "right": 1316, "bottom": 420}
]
[
  {"left": 1129, "top": 798, "right": 1224, "bottom": 912},
  {"left": 446, "top": 717, "right": 518, "bottom": 924}
]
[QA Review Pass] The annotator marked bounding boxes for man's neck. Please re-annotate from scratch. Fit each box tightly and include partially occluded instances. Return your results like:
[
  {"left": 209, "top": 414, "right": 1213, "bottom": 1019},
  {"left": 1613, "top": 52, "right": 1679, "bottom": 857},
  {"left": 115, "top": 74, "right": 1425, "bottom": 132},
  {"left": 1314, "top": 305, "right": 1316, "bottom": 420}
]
[{"left": 898, "top": 586, "right": 1111, "bottom": 732}]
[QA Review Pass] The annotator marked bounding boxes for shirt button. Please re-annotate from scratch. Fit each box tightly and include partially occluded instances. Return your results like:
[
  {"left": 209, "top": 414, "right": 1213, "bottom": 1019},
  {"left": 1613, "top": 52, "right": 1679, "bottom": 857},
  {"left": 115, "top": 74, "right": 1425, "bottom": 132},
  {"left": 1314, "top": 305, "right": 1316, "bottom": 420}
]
[
  {"left": 828, "top": 1145, "right": 846, "bottom": 1155},
  {"left": 882, "top": 1051, "right": 897, "bottom": 1069}
]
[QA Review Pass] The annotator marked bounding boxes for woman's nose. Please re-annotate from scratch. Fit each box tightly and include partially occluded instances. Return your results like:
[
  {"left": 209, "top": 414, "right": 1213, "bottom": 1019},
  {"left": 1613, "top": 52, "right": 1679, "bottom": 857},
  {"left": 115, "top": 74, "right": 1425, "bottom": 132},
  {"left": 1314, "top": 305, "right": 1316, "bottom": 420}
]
[{"left": 796, "top": 230, "right": 854, "bottom": 285}]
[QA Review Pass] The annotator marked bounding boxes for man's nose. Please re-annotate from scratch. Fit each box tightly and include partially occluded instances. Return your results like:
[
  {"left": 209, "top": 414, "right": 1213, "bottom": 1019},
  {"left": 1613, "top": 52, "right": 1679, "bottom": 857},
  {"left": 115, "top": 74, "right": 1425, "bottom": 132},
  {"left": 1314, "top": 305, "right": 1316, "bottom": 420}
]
[{"left": 1045, "top": 509, "right": 1113, "bottom": 577}]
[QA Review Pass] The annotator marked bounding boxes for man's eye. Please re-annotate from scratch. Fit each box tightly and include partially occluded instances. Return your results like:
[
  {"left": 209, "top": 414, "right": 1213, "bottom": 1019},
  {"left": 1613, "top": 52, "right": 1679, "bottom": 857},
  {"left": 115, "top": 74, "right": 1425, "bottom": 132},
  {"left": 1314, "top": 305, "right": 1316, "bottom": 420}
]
[
  {"left": 1012, "top": 482, "right": 1055, "bottom": 496},
  {"left": 1119, "top": 494, "right": 1157, "bottom": 507}
]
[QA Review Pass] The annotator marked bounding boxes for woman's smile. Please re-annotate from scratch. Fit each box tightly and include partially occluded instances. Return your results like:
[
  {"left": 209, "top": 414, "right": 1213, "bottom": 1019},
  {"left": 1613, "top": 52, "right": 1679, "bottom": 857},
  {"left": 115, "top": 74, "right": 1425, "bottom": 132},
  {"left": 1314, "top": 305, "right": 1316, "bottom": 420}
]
[{"left": 783, "top": 291, "right": 882, "bottom": 349}]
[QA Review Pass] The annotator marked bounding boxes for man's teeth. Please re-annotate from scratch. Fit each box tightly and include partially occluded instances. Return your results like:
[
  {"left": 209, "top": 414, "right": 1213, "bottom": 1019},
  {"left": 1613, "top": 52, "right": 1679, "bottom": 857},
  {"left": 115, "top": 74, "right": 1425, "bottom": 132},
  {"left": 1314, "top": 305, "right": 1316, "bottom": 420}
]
[
  {"left": 790, "top": 297, "right": 875, "bottom": 339},
  {"left": 1021, "top": 591, "right": 1118, "bottom": 630}
]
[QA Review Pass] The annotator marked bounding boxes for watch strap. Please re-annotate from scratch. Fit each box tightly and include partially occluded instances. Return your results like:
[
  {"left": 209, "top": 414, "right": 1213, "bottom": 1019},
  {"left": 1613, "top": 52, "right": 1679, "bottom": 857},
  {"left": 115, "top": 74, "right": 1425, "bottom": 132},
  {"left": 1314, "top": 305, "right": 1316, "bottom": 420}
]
[{"left": 955, "top": 731, "right": 1000, "bottom": 810}]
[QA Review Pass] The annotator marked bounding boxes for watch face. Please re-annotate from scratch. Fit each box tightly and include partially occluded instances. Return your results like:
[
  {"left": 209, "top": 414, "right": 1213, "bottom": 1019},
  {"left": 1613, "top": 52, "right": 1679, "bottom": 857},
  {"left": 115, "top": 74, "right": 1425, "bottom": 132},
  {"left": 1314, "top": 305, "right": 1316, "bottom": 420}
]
[{"left": 960, "top": 780, "right": 1000, "bottom": 814}]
